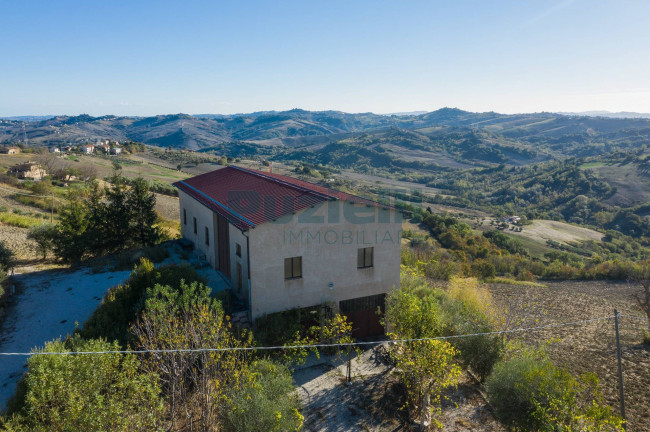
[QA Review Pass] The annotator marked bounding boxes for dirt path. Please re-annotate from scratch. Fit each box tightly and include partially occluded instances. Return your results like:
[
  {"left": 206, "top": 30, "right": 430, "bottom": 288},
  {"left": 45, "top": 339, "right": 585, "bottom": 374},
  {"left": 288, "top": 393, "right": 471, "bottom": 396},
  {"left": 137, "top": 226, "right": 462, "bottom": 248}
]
[{"left": 0, "top": 266, "right": 133, "bottom": 411}]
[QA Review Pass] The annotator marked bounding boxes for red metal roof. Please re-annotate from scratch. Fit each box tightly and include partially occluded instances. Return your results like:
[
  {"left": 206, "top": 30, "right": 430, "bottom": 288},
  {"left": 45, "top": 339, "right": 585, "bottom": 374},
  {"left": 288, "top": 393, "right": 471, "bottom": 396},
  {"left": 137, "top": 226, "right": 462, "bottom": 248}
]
[{"left": 173, "top": 166, "right": 390, "bottom": 230}]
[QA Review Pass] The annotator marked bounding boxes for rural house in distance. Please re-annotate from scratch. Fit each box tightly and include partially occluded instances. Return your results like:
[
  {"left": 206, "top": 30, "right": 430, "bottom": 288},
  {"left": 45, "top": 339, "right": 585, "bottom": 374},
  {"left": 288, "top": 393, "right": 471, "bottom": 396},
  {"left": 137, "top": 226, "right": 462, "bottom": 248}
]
[
  {"left": 0, "top": 146, "right": 20, "bottom": 154},
  {"left": 7, "top": 162, "right": 45, "bottom": 180},
  {"left": 174, "top": 166, "right": 401, "bottom": 336}
]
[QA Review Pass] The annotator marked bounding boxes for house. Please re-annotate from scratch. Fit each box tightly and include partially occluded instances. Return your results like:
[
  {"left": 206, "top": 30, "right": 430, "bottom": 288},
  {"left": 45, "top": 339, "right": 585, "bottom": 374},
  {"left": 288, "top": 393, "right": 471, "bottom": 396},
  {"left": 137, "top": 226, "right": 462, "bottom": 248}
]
[
  {"left": 110, "top": 147, "right": 122, "bottom": 155},
  {"left": 8, "top": 162, "right": 45, "bottom": 180},
  {"left": 0, "top": 147, "right": 20, "bottom": 154},
  {"left": 174, "top": 166, "right": 402, "bottom": 336},
  {"left": 81, "top": 144, "right": 94, "bottom": 154},
  {"left": 49, "top": 147, "right": 60, "bottom": 153},
  {"left": 98, "top": 144, "right": 111, "bottom": 153}
]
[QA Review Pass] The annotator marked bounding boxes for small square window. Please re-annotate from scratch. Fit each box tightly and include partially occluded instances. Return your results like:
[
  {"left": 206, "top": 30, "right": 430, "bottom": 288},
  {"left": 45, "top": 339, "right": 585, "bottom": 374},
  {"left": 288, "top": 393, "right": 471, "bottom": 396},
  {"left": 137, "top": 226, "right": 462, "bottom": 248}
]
[
  {"left": 357, "top": 247, "right": 373, "bottom": 268},
  {"left": 205, "top": 226, "right": 209, "bottom": 246},
  {"left": 284, "top": 256, "right": 302, "bottom": 279},
  {"left": 183, "top": 209, "right": 187, "bottom": 225},
  {"left": 236, "top": 243, "right": 242, "bottom": 257},
  {"left": 193, "top": 217, "right": 197, "bottom": 234}
]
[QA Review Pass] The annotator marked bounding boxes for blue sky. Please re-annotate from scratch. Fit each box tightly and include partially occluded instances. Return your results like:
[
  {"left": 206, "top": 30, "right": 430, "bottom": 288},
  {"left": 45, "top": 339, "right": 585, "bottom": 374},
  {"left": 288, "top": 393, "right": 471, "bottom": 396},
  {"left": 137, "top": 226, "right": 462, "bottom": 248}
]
[{"left": 1, "top": 0, "right": 648, "bottom": 116}]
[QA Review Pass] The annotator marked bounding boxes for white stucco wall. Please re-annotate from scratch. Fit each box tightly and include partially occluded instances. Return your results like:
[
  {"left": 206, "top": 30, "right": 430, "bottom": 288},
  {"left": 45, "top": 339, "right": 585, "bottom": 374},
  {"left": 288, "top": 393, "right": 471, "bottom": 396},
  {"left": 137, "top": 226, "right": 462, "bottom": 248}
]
[
  {"left": 248, "top": 200, "right": 401, "bottom": 319},
  {"left": 178, "top": 190, "right": 218, "bottom": 268}
]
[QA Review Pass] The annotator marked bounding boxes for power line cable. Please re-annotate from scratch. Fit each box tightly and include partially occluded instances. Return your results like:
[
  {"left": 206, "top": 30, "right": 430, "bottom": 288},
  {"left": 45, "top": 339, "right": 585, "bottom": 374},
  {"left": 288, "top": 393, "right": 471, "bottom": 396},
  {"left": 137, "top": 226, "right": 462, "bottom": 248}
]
[{"left": 0, "top": 315, "right": 617, "bottom": 357}]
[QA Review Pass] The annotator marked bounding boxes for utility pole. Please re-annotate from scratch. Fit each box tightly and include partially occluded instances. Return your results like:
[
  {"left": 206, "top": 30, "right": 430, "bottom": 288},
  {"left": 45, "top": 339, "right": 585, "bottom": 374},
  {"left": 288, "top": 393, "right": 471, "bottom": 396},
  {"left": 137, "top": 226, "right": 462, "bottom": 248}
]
[
  {"left": 614, "top": 309, "right": 627, "bottom": 429},
  {"left": 50, "top": 192, "right": 54, "bottom": 223}
]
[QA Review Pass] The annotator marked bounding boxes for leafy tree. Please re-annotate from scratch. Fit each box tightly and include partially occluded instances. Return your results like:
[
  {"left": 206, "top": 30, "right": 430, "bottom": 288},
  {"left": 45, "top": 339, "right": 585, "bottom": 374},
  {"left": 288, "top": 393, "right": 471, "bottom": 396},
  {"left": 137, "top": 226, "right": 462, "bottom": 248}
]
[
  {"left": 384, "top": 268, "right": 442, "bottom": 339},
  {"left": 392, "top": 340, "right": 461, "bottom": 429},
  {"left": 222, "top": 360, "right": 303, "bottom": 432},
  {"left": 2, "top": 336, "right": 164, "bottom": 432},
  {"left": 131, "top": 280, "right": 251, "bottom": 431},
  {"left": 26, "top": 224, "right": 57, "bottom": 260},
  {"left": 127, "top": 177, "right": 161, "bottom": 247},
  {"left": 384, "top": 269, "right": 461, "bottom": 428}
]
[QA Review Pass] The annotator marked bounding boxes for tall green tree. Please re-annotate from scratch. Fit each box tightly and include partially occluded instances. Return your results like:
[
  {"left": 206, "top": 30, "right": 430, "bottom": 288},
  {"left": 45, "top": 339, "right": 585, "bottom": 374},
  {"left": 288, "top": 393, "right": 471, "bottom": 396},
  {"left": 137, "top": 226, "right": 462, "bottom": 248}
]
[
  {"left": 127, "top": 177, "right": 160, "bottom": 247},
  {"left": 27, "top": 224, "right": 58, "bottom": 260},
  {"left": 103, "top": 174, "right": 131, "bottom": 252},
  {"left": 53, "top": 192, "right": 90, "bottom": 264}
]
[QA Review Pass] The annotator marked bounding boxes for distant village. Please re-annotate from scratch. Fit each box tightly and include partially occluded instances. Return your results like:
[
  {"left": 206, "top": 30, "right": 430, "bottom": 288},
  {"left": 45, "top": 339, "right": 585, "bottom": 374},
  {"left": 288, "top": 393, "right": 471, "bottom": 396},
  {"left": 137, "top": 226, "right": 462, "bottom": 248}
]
[{"left": 1, "top": 140, "right": 126, "bottom": 181}]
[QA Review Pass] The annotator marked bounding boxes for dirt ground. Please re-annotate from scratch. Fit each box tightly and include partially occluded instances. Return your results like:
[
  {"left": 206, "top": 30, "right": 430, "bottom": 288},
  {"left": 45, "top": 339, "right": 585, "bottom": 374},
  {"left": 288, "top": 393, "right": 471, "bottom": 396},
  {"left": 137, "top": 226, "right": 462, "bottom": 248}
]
[
  {"left": 498, "top": 219, "right": 604, "bottom": 245},
  {"left": 489, "top": 280, "right": 650, "bottom": 431},
  {"left": 294, "top": 345, "right": 504, "bottom": 432},
  {"left": 154, "top": 193, "right": 180, "bottom": 221},
  {"left": 0, "top": 185, "right": 42, "bottom": 261}
]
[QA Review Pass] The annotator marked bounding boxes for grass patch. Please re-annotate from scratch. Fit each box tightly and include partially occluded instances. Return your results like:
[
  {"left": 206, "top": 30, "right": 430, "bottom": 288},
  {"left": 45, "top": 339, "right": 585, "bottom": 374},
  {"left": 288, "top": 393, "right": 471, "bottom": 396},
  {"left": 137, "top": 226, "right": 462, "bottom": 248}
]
[
  {"left": 0, "top": 212, "right": 50, "bottom": 228},
  {"left": 579, "top": 162, "right": 607, "bottom": 169},
  {"left": 484, "top": 277, "right": 547, "bottom": 287}
]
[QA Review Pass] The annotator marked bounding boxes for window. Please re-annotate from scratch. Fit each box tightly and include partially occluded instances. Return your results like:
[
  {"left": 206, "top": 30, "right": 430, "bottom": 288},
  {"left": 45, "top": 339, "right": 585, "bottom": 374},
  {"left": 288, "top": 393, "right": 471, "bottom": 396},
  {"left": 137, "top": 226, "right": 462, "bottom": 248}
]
[
  {"left": 183, "top": 208, "right": 187, "bottom": 225},
  {"left": 284, "top": 256, "right": 302, "bottom": 279},
  {"left": 193, "top": 217, "right": 197, "bottom": 234},
  {"left": 205, "top": 226, "right": 209, "bottom": 246},
  {"left": 236, "top": 243, "right": 241, "bottom": 257},
  {"left": 357, "top": 247, "right": 374, "bottom": 268}
]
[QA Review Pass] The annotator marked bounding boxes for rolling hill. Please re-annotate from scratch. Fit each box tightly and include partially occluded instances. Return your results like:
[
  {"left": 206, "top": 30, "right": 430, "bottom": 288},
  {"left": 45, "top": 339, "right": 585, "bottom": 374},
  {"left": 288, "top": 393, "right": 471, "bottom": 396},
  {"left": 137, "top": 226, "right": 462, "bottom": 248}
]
[{"left": 2, "top": 108, "right": 650, "bottom": 166}]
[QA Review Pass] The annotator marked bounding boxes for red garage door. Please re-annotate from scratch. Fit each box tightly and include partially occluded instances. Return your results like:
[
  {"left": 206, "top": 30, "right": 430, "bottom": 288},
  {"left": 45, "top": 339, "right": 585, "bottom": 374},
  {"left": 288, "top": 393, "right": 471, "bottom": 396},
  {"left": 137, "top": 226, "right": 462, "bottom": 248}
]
[{"left": 340, "top": 294, "right": 386, "bottom": 339}]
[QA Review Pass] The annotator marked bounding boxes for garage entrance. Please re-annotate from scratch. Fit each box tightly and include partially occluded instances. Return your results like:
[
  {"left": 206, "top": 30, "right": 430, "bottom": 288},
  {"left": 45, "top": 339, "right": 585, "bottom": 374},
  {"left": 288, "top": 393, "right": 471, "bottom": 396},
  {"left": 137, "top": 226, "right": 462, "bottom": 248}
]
[{"left": 339, "top": 293, "right": 386, "bottom": 338}]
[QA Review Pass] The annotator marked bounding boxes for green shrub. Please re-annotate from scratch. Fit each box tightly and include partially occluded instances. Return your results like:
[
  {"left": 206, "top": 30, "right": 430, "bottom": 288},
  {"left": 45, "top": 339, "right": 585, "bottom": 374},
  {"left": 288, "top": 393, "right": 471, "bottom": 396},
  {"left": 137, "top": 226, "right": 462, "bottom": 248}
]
[
  {"left": 253, "top": 305, "right": 320, "bottom": 347},
  {"left": 2, "top": 336, "right": 163, "bottom": 431},
  {"left": 222, "top": 360, "right": 303, "bottom": 432},
  {"left": 439, "top": 277, "right": 503, "bottom": 381},
  {"left": 424, "top": 258, "right": 460, "bottom": 280},
  {"left": 486, "top": 352, "right": 624, "bottom": 431},
  {"left": 0, "top": 241, "right": 14, "bottom": 271},
  {"left": 79, "top": 259, "right": 204, "bottom": 346},
  {"left": 470, "top": 259, "right": 496, "bottom": 280}
]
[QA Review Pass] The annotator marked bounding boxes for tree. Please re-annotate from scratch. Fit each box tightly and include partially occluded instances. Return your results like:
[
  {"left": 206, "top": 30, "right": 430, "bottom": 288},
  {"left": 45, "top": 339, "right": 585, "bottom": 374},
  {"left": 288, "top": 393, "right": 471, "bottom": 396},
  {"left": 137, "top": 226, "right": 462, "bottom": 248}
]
[
  {"left": 52, "top": 191, "right": 90, "bottom": 264},
  {"left": 2, "top": 336, "right": 164, "bottom": 432},
  {"left": 392, "top": 340, "right": 461, "bottom": 429},
  {"left": 127, "top": 177, "right": 161, "bottom": 247},
  {"left": 384, "top": 271, "right": 461, "bottom": 428},
  {"left": 0, "top": 240, "right": 14, "bottom": 271},
  {"left": 26, "top": 224, "right": 57, "bottom": 260},
  {"left": 131, "top": 280, "right": 251, "bottom": 431},
  {"left": 222, "top": 360, "right": 303, "bottom": 432},
  {"left": 103, "top": 174, "right": 131, "bottom": 252}
]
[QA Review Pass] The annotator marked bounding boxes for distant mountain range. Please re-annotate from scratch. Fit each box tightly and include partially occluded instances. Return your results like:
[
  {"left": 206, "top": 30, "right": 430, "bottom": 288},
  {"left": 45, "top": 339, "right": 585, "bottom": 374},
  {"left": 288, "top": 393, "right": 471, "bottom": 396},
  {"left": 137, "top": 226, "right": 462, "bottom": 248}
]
[
  {"left": 2, "top": 108, "right": 650, "bottom": 168},
  {"left": 557, "top": 110, "right": 650, "bottom": 119}
]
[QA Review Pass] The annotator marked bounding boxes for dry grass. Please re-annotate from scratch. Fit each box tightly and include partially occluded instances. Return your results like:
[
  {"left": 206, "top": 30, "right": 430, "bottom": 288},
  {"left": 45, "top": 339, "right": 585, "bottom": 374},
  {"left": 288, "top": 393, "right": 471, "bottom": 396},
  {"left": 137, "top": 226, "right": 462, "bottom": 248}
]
[{"left": 506, "top": 219, "right": 604, "bottom": 245}]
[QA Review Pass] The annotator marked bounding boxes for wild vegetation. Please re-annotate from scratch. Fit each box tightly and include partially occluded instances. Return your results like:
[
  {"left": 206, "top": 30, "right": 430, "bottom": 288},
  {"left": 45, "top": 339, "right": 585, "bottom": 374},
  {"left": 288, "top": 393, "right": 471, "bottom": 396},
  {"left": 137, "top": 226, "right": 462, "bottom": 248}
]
[{"left": 2, "top": 109, "right": 650, "bottom": 430}]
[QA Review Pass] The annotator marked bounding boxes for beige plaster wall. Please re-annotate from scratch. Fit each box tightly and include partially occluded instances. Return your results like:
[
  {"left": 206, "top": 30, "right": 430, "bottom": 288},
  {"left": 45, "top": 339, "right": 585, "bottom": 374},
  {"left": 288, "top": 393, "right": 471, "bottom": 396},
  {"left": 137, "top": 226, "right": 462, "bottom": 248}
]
[{"left": 248, "top": 200, "right": 401, "bottom": 319}]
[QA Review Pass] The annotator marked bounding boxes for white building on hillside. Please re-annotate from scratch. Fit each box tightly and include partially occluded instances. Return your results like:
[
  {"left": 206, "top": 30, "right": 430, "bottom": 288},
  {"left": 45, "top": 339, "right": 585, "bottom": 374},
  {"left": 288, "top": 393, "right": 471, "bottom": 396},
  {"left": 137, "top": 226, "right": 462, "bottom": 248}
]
[{"left": 174, "top": 166, "right": 402, "bottom": 336}]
